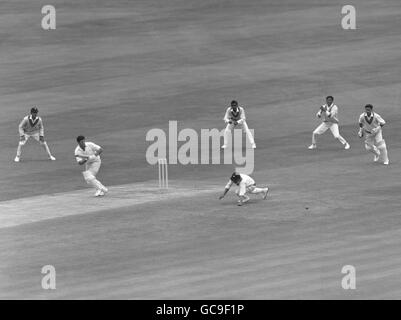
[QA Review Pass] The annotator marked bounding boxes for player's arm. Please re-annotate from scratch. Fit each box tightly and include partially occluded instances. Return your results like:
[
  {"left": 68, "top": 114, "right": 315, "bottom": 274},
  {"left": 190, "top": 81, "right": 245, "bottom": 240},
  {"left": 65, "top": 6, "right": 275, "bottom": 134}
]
[
  {"left": 316, "top": 106, "right": 324, "bottom": 118},
  {"left": 358, "top": 116, "right": 365, "bottom": 137},
  {"left": 18, "top": 118, "right": 27, "bottom": 139},
  {"left": 371, "top": 119, "right": 385, "bottom": 134},
  {"left": 94, "top": 147, "right": 103, "bottom": 156},
  {"left": 223, "top": 108, "right": 231, "bottom": 123},
  {"left": 237, "top": 107, "right": 246, "bottom": 124},
  {"left": 75, "top": 155, "right": 88, "bottom": 165},
  {"left": 219, "top": 181, "right": 232, "bottom": 199},
  {"left": 377, "top": 114, "right": 386, "bottom": 127},
  {"left": 38, "top": 118, "right": 45, "bottom": 142}
]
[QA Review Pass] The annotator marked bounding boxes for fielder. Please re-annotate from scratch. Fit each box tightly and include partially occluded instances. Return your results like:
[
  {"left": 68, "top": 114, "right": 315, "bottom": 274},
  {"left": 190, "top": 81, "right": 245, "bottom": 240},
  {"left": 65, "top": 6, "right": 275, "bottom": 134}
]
[
  {"left": 308, "top": 96, "right": 350, "bottom": 150},
  {"left": 219, "top": 172, "right": 269, "bottom": 206},
  {"left": 222, "top": 100, "right": 256, "bottom": 149},
  {"left": 14, "top": 107, "right": 56, "bottom": 162},
  {"left": 358, "top": 104, "right": 389, "bottom": 165},
  {"left": 75, "top": 135, "right": 108, "bottom": 197}
]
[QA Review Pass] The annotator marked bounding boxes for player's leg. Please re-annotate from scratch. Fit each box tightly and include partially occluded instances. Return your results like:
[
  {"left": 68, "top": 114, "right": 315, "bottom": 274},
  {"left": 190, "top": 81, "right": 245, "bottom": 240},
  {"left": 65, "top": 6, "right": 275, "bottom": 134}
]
[
  {"left": 15, "top": 135, "right": 28, "bottom": 162},
  {"left": 236, "top": 184, "right": 249, "bottom": 205},
  {"left": 248, "top": 184, "right": 269, "bottom": 199},
  {"left": 241, "top": 121, "right": 256, "bottom": 148},
  {"left": 35, "top": 134, "right": 56, "bottom": 160},
  {"left": 375, "top": 131, "right": 389, "bottom": 165},
  {"left": 364, "top": 135, "right": 380, "bottom": 161},
  {"left": 88, "top": 161, "right": 108, "bottom": 194},
  {"left": 330, "top": 124, "right": 350, "bottom": 149},
  {"left": 222, "top": 123, "right": 234, "bottom": 149},
  {"left": 309, "top": 123, "right": 328, "bottom": 148}
]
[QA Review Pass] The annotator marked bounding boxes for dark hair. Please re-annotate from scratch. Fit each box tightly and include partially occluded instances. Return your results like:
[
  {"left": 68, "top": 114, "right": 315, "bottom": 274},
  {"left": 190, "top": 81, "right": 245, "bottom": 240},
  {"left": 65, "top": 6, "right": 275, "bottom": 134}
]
[
  {"left": 326, "top": 96, "right": 334, "bottom": 101},
  {"left": 231, "top": 100, "right": 238, "bottom": 107},
  {"left": 230, "top": 172, "right": 241, "bottom": 184},
  {"left": 365, "top": 104, "right": 373, "bottom": 110},
  {"left": 31, "top": 107, "right": 38, "bottom": 113},
  {"left": 76, "top": 135, "right": 85, "bottom": 143}
]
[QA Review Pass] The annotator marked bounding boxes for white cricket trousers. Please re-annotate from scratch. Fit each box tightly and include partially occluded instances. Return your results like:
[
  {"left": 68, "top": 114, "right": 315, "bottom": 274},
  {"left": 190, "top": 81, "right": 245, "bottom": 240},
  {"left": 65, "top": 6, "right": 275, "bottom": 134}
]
[{"left": 312, "top": 122, "right": 347, "bottom": 145}]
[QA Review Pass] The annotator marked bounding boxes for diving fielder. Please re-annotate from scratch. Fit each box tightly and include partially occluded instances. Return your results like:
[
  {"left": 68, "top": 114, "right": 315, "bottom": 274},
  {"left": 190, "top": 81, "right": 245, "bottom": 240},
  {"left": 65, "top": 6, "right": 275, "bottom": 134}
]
[
  {"left": 14, "top": 107, "right": 56, "bottom": 162},
  {"left": 358, "top": 104, "right": 389, "bottom": 165},
  {"left": 219, "top": 172, "right": 268, "bottom": 206},
  {"left": 75, "top": 135, "right": 108, "bottom": 197},
  {"left": 308, "top": 96, "right": 350, "bottom": 150},
  {"left": 222, "top": 100, "right": 256, "bottom": 149}
]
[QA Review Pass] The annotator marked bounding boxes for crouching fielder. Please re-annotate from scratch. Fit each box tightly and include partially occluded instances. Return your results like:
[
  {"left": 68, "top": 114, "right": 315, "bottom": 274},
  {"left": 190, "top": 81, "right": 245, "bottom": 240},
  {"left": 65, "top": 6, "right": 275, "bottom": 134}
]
[
  {"left": 219, "top": 172, "right": 268, "bottom": 206},
  {"left": 358, "top": 104, "right": 389, "bottom": 165},
  {"left": 75, "top": 135, "right": 108, "bottom": 197},
  {"left": 222, "top": 100, "right": 256, "bottom": 149},
  {"left": 14, "top": 107, "right": 56, "bottom": 162},
  {"left": 309, "top": 96, "right": 350, "bottom": 150}
]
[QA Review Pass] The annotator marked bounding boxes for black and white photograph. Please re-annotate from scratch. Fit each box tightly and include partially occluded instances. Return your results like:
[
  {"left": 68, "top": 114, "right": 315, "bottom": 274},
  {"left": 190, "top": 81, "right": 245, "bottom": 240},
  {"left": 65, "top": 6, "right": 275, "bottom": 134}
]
[{"left": 0, "top": 0, "right": 401, "bottom": 304}]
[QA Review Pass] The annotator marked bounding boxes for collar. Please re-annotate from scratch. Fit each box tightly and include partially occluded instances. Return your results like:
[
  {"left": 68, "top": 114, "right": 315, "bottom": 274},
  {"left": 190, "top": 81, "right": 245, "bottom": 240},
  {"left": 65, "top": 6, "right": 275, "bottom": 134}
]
[
  {"left": 364, "top": 112, "right": 374, "bottom": 124},
  {"left": 28, "top": 115, "right": 39, "bottom": 126},
  {"left": 78, "top": 142, "right": 87, "bottom": 151}
]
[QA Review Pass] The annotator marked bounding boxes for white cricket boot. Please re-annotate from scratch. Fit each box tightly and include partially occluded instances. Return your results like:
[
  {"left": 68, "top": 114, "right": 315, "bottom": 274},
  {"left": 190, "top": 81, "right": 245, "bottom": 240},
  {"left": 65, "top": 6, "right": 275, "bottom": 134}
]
[
  {"left": 308, "top": 144, "right": 316, "bottom": 149},
  {"left": 14, "top": 156, "right": 20, "bottom": 162},
  {"left": 344, "top": 143, "right": 350, "bottom": 150}
]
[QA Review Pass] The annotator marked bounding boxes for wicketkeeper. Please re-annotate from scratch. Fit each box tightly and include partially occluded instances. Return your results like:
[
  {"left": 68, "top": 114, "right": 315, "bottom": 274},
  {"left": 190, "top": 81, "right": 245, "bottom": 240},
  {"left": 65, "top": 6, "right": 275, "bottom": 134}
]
[{"left": 222, "top": 100, "right": 256, "bottom": 149}]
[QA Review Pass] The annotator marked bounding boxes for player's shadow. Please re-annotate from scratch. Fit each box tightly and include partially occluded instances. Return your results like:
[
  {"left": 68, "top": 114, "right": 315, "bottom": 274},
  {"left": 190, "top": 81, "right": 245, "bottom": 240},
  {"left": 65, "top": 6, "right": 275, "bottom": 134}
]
[{"left": 19, "top": 158, "right": 53, "bottom": 162}]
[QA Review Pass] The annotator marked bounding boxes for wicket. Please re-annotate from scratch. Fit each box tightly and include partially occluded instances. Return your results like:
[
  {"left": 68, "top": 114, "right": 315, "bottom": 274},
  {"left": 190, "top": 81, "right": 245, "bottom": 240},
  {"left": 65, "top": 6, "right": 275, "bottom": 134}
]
[{"left": 158, "top": 158, "right": 168, "bottom": 189}]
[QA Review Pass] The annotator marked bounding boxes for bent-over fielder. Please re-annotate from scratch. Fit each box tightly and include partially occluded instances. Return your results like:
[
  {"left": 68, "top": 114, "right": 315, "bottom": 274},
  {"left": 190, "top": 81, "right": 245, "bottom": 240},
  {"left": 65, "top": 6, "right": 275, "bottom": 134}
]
[{"left": 219, "top": 172, "right": 268, "bottom": 206}]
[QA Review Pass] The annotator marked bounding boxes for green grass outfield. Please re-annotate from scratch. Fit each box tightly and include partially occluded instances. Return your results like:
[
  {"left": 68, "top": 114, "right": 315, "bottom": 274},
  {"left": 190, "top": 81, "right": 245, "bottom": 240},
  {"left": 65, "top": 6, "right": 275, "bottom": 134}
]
[{"left": 0, "top": 0, "right": 401, "bottom": 299}]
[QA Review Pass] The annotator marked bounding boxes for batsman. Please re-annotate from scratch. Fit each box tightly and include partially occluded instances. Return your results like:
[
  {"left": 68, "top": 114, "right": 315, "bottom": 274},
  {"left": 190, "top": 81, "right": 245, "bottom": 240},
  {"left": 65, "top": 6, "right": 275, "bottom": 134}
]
[{"left": 358, "top": 104, "right": 389, "bottom": 165}]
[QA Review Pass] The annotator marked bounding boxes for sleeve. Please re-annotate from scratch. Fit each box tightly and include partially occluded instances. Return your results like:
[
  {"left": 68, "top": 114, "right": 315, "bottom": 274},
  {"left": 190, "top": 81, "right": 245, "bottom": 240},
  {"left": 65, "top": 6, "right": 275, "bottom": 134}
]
[
  {"left": 225, "top": 180, "right": 233, "bottom": 189},
  {"left": 38, "top": 118, "right": 44, "bottom": 136},
  {"left": 87, "top": 142, "right": 101, "bottom": 151},
  {"left": 74, "top": 149, "right": 83, "bottom": 163},
  {"left": 223, "top": 108, "right": 230, "bottom": 122},
  {"left": 18, "top": 118, "right": 27, "bottom": 136},
  {"left": 239, "top": 107, "right": 246, "bottom": 122},
  {"left": 376, "top": 114, "right": 386, "bottom": 126},
  {"left": 358, "top": 114, "right": 364, "bottom": 124}
]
